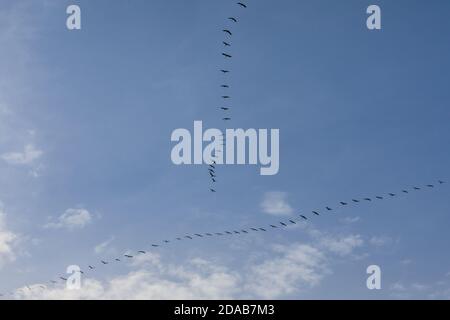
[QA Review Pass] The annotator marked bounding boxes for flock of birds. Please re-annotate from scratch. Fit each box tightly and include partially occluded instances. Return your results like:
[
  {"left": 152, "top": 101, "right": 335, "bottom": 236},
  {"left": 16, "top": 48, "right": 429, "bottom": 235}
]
[
  {"left": 0, "top": 1, "right": 445, "bottom": 300},
  {"left": 0, "top": 179, "right": 445, "bottom": 298},
  {"left": 208, "top": 1, "right": 248, "bottom": 193}
]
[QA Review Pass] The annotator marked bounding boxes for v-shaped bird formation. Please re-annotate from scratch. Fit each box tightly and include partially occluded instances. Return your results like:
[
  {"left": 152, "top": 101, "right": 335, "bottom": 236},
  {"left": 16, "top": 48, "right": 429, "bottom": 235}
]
[{"left": 0, "top": 180, "right": 445, "bottom": 298}]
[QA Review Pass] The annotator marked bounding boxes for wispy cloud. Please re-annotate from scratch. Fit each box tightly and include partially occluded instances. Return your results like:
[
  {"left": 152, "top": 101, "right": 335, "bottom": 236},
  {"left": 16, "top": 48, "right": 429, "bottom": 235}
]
[
  {"left": 260, "top": 192, "right": 293, "bottom": 216},
  {"left": 44, "top": 208, "right": 92, "bottom": 230},
  {"left": 1, "top": 144, "right": 43, "bottom": 166},
  {"left": 0, "top": 203, "right": 18, "bottom": 268}
]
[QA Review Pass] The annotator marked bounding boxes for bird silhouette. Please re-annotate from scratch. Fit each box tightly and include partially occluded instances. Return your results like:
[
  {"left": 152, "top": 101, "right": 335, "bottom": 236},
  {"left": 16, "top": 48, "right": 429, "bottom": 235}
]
[
  {"left": 220, "top": 107, "right": 230, "bottom": 111},
  {"left": 101, "top": 260, "right": 108, "bottom": 265},
  {"left": 229, "top": 17, "right": 238, "bottom": 22},
  {"left": 223, "top": 117, "right": 231, "bottom": 121},
  {"left": 222, "top": 53, "right": 232, "bottom": 58},
  {"left": 340, "top": 202, "right": 348, "bottom": 205},
  {"left": 223, "top": 41, "right": 231, "bottom": 47},
  {"left": 223, "top": 29, "right": 232, "bottom": 36},
  {"left": 312, "top": 211, "right": 320, "bottom": 216},
  {"left": 220, "top": 69, "right": 230, "bottom": 73},
  {"left": 221, "top": 85, "right": 230, "bottom": 88},
  {"left": 237, "top": 2, "right": 247, "bottom": 8},
  {"left": 300, "top": 215, "right": 308, "bottom": 220},
  {"left": 210, "top": 188, "right": 217, "bottom": 192},
  {"left": 376, "top": 196, "right": 383, "bottom": 200},
  {"left": 138, "top": 251, "right": 146, "bottom": 254},
  {"left": 326, "top": 207, "right": 333, "bottom": 211},
  {"left": 352, "top": 199, "right": 359, "bottom": 203},
  {"left": 124, "top": 255, "right": 133, "bottom": 258}
]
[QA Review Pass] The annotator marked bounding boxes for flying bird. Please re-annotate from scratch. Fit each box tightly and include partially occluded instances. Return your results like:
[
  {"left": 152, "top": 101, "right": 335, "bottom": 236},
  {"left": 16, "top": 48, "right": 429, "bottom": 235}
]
[
  {"left": 250, "top": 228, "right": 259, "bottom": 231},
  {"left": 185, "top": 235, "right": 193, "bottom": 240},
  {"left": 88, "top": 265, "right": 95, "bottom": 269},
  {"left": 389, "top": 193, "right": 396, "bottom": 196},
  {"left": 220, "top": 107, "right": 230, "bottom": 111},
  {"left": 101, "top": 260, "right": 108, "bottom": 265},
  {"left": 237, "top": 2, "right": 247, "bottom": 8},
  {"left": 151, "top": 244, "right": 159, "bottom": 247},
  {"left": 364, "top": 198, "right": 372, "bottom": 201},
  {"left": 210, "top": 188, "right": 217, "bottom": 193},
  {"left": 259, "top": 228, "right": 267, "bottom": 232},
  {"left": 222, "top": 95, "right": 230, "bottom": 99},
  {"left": 228, "top": 17, "right": 238, "bottom": 22},
  {"left": 414, "top": 187, "right": 421, "bottom": 190},
  {"left": 427, "top": 184, "right": 434, "bottom": 188},
  {"left": 223, "top": 41, "right": 231, "bottom": 47},
  {"left": 326, "top": 207, "right": 333, "bottom": 211},
  {"left": 195, "top": 234, "right": 203, "bottom": 238},
  {"left": 115, "top": 258, "right": 121, "bottom": 262},
  {"left": 376, "top": 196, "right": 383, "bottom": 200},
  {"left": 300, "top": 215, "right": 308, "bottom": 220},
  {"left": 289, "top": 220, "right": 296, "bottom": 224},
  {"left": 138, "top": 251, "right": 146, "bottom": 254},
  {"left": 270, "top": 225, "right": 278, "bottom": 228},
  {"left": 241, "top": 230, "right": 249, "bottom": 233},
  {"left": 221, "top": 85, "right": 229, "bottom": 88},
  {"left": 312, "top": 211, "right": 320, "bottom": 216},
  {"left": 223, "top": 29, "right": 232, "bottom": 36},
  {"left": 340, "top": 202, "right": 348, "bottom": 205},
  {"left": 220, "top": 69, "right": 230, "bottom": 73},
  {"left": 402, "top": 190, "right": 409, "bottom": 193},
  {"left": 124, "top": 255, "right": 133, "bottom": 258},
  {"left": 352, "top": 199, "right": 359, "bottom": 203},
  {"left": 439, "top": 180, "right": 445, "bottom": 184},
  {"left": 60, "top": 277, "right": 68, "bottom": 281},
  {"left": 222, "top": 53, "right": 232, "bottom": 58},
  {"left": 280, "top": 222, "right": 287, "bottom": 227}
]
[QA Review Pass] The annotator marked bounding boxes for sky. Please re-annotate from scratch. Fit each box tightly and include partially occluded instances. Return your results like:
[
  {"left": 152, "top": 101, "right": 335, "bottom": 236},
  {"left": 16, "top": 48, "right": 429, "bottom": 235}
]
[{"left": 0, "top": 0, "right": 449, "bottom": 300}]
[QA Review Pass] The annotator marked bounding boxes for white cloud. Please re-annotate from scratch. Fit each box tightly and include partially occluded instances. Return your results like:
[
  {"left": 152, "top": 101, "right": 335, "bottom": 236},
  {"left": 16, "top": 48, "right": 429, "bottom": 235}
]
[
  {"left": 94, "top": 237, "right": 116, "bottom": 255},
  {"left": 0, "top": 203, "right": 18, "bottom": 268},
  {"left": 314, "top": 232, "right": 364, "bottom": 257},
  {"left": 369, "top": 235, "right": 392, "bottom": 247},
  {"left": 14, "top": 227, "right": 369, "bottom": 300},
  {"left": 341, "top": 216, "right": 360, "bottom": 224},
  {"left": 245, "top": 244, "right": 329, "bottom": 298},
  {"left": 260, "top": 192, "right": 293, "bottom": 216},
  {"left": 1, "top": 144, "right": 43, "bottom": 166},
  {"left": 44, "top": 208, "right": 92, "bottom": 230}
]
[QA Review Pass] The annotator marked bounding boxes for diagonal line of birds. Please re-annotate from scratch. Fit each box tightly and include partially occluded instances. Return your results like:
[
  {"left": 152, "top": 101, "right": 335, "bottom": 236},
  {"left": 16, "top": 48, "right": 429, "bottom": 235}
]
[
  {"left": 0, "top": 180, "right": 445, "bottom": 298},
  {"left": 209, "top": 2, "right": 248, "bottom": 193}
]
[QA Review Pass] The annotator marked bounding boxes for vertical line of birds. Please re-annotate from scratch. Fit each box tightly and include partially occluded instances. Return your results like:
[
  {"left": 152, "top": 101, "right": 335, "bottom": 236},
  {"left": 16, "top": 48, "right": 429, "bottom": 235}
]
[
  {"left": 209, "top": 1, "right": 248, "bottom": 193},
  {"left": 1, "top": 179, "right": 445, "bottom": 299}
]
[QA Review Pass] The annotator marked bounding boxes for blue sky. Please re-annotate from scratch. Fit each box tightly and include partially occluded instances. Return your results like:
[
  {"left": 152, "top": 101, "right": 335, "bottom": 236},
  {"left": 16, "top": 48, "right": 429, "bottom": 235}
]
[{"left": 0, "top": 0, "right": 449, "bottom": 299}]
